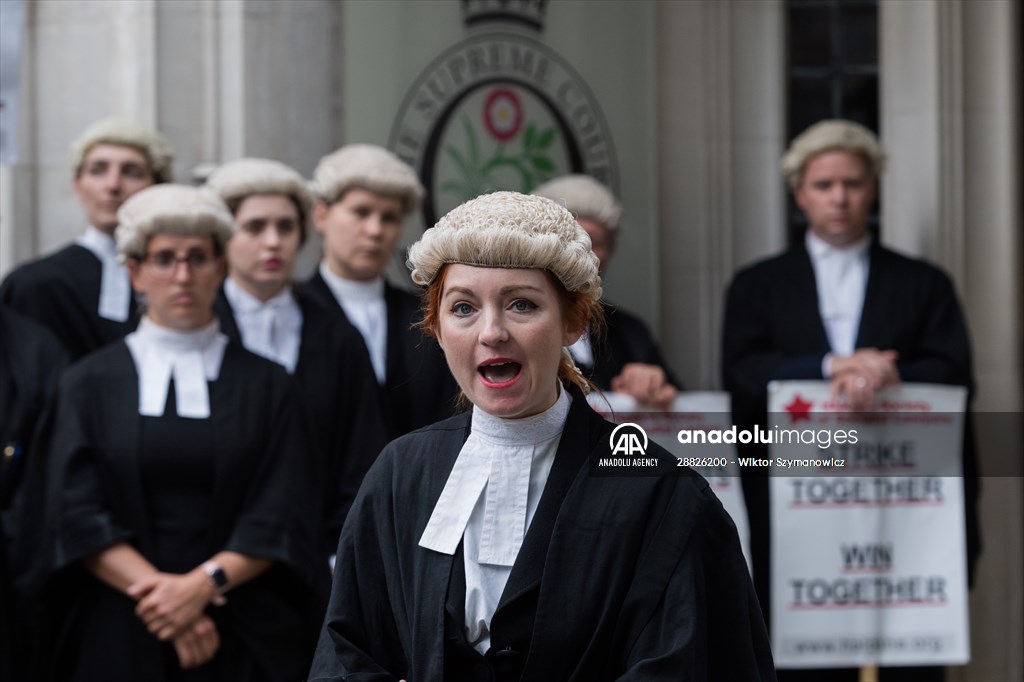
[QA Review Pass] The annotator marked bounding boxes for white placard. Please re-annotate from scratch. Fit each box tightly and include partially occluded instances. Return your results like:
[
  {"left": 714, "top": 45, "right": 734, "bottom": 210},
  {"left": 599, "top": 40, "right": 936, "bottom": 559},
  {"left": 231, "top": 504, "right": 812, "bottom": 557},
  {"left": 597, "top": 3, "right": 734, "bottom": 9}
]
[
  {"left": 588, "top": 391, "right": 751, "bottom": 573},
  {"left": 768, "top": 381, "right": 969, "bottom": 668}
]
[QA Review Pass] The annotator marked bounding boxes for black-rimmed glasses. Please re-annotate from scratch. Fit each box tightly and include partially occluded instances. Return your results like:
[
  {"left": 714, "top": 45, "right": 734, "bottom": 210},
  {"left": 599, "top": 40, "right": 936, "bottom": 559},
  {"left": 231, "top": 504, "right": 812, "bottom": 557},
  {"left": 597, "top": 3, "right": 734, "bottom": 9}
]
[{"left": 140, "top": 248, "right": 218, "bottom": 277}]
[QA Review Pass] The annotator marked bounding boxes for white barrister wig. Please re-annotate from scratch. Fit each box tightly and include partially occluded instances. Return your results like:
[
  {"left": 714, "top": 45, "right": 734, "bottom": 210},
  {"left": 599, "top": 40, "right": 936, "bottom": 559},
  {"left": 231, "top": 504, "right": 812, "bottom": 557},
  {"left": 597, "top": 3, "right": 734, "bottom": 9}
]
[
  {"left": 204, "top": 157, "right": 313, "bottom": 240},
  {"left": 407, "top": 191, "right": 602, "bottom": 300},
  {"left": 116, "top": 185, "right": 235, "bottom": 261},
  {"left": 780, "top": 119, "right": 888, "bottom": 189},
  {"left": 531, "top": 174, "right": 623, "bottom": 233},
  {"left": 69, "top": 117, "right": 175, "bottom": 184},
  {"left": 310, "top": 144, "right": 425, "bottom": 214}
]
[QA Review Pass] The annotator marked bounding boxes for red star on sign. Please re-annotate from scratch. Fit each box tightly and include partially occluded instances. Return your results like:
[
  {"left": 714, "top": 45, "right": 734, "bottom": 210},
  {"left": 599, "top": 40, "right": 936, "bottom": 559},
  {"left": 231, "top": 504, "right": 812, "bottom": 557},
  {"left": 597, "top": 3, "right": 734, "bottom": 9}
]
[{"left": 784, "top": 394, "right": 813, "bottom": 422}]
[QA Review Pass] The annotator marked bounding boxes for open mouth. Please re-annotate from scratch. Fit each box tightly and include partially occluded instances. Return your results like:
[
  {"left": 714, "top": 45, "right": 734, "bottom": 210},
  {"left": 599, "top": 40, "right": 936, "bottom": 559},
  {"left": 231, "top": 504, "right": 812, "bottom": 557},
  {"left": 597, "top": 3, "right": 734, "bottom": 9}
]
[{"left": 478, "top": 360, "right": 522, "bottom": 387}]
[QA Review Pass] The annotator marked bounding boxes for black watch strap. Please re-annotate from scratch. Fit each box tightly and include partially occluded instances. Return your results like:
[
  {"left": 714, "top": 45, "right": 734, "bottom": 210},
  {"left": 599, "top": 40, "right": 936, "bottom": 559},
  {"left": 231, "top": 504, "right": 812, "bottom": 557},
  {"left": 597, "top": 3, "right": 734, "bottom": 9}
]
[{"left": 202, "top": 561, "right": 229, "bottom": 605}]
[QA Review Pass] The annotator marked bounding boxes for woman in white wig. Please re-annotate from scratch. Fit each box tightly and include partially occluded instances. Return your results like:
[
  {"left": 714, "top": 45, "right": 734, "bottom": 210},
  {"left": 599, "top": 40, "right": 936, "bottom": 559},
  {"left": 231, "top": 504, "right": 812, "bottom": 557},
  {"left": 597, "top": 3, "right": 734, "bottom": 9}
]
[
  {"left": 301, "top": 144, "right": 459, "bottom": 441},
  {"left": 309, "top": 192, "right": 774, "bottom": 681},
  {"left": 206, "top": 158, "right": 387, "bottom": 560},
  {"left": 38, "top": 185, "right": 323, "bottom": 681}
]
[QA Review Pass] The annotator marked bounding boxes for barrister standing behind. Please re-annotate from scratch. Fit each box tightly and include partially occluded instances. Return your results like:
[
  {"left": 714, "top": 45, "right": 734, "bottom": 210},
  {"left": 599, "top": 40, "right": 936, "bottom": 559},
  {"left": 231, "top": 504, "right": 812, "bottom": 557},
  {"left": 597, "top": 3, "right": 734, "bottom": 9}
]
[
  {"left": 532, "top": 175, "right": 680, "bottom": 407},
  {"left": 301, "top": 144, "right": 459, "bottom": 440},
  {"left": 721, "top": 120, "right": 979, "bottom": 682},
  {"left": 38, "top": 185, "right": 323, "bottom": 681},
  {"left": 205, "top": 158, "right": 387, "bottom": 557},
  {"left": 0, "top": 118, "right": 172, "bottom": 359}
]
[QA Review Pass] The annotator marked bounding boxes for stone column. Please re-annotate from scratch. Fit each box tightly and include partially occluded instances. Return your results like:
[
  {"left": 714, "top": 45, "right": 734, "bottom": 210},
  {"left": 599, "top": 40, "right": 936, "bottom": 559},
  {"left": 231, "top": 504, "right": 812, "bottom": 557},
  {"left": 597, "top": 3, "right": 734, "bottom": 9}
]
[
  {"left": 655, "top": 0, "right": 786, "bottom": 389},
  {"left": 0, "top": 0, "right": 342, "bottom": 276},
  {"left": 882, "top": 2, "right": 1022, "bottom": 680}
]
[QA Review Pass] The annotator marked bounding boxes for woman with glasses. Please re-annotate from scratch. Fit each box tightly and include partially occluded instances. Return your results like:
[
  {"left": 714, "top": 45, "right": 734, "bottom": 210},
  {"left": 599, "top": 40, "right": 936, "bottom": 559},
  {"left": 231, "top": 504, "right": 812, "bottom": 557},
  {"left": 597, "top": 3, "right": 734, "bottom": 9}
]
[{"left": 37, "top": 185, "right": 323, "bottom": 681}]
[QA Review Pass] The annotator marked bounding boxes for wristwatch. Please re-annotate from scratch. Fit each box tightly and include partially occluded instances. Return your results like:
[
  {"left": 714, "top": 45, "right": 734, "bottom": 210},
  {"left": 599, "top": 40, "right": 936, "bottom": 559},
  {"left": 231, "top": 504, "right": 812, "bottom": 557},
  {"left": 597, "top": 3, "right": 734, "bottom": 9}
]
[{"left": 201, "top": 561, "right": 229, "bottom": 606}]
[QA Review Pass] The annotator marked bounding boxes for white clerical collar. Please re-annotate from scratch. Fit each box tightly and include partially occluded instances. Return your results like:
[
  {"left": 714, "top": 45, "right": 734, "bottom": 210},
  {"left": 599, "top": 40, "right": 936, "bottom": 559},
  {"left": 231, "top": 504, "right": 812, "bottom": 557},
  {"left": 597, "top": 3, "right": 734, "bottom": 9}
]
[
  {"left": 468, "top": 388, "right": 570, "bottom": 446},
  {"left": 76, "top": 226, "right": 131, "bottom": 322},
  {"left": 419, "top": 386, "right": 571, "bottom": 566},
  {"left": 806, "top": 230, "right": 872, "bottom": 262},
  {"left": 566, "top": 333, "right": 594, "bottom": 370},
  {"left": 124, "top": 317, "right": 229, "bottom": 419},
  {"left": 223, "top": 277, "right": 302, "bottom": 373},
  {"left": 319, "top": 262, "right": 385, "bottom": 303},
  {"left": 806, "top": 231, "right": 871, "bottom": 358},
  {"left": 223, "top": 276, "right": 295, "bottom": 313}
]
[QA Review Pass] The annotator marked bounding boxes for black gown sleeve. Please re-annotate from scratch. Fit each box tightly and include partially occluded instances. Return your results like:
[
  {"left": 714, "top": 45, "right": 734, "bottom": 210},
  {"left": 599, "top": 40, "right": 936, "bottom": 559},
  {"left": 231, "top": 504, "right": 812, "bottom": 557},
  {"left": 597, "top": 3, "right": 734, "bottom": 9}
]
[
  {"left": 225, "top": 366, "right": 322, "bottom": 588},
  {"left": 616, "top": 482, "right": 776, "bottom": 681},
  {"left": 0, "top": 248, "right": 136, "bottom": 361},
  {"left": 722, "top": 264, "right": 825, "bottom": 415},
  {"left": 0, "top": 308, "right": 70, "bottom": 509},
  {"left": 47, "top": 369, "right": 134, "bottom": 570},
  {"left": 309, "top": 443, "right": 409, "bottom": 682},
  {"left": 599, "top": 303, "right": 683, "bottom": 390},
  {"left": 892, "top": 267, "right": 973, "bottom": 387}
]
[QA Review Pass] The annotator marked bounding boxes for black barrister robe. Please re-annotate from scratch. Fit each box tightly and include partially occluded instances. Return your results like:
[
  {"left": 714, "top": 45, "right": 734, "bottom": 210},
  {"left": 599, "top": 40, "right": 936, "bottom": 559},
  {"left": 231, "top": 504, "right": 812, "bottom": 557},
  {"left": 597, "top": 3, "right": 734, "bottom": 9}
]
[
  {"left": 0, "top": 309, "right": 69, "bottom": 508},
  {"left": 300, "top": 273, "right": 461, "bottom": 441},
  {"left": 214, "top": 288, "right": 389, "bottom": 554},
  {"left": 0, "top": 308, "right": 69, "bottom": 682},
  {"left": 0, "top": 245, "right": 139, "bottom": 361},
  {"left": 586, "top": 301, "right": 682, "bottom": 391},
  {"left": 309, "top": 387, "right": 776, "bottom": 682},
  {"left": 37, "top": 341, "right": 325, "bottom": 681}
]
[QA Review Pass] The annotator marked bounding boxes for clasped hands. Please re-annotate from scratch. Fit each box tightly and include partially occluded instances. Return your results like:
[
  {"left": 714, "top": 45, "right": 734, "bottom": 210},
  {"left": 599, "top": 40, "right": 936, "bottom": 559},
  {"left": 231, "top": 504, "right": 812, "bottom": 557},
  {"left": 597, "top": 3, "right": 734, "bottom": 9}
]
[
  {"left": 611, "top": 362, "right": 678, "bottom": 409},
  {"left": 828, "top": 348, "right": 900, "bottom": 410},
  {"left": 126, "top": 567, "right": 221, "bottom": 669}
]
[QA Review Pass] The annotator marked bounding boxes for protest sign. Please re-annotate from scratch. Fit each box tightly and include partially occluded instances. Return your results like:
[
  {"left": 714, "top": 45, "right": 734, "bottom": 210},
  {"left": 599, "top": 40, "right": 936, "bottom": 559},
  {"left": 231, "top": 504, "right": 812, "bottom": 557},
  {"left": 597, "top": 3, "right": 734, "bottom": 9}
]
[{"left": 767, "top": 381, "right": 969, "bottom": 667}]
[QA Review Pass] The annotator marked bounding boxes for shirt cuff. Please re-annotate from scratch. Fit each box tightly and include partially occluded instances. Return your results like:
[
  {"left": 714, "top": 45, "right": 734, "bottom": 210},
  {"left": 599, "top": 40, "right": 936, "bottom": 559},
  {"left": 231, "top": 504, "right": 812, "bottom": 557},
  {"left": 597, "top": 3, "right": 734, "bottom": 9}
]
[{"left": 821, "top": 353, "right": 834, "bottom": 379}]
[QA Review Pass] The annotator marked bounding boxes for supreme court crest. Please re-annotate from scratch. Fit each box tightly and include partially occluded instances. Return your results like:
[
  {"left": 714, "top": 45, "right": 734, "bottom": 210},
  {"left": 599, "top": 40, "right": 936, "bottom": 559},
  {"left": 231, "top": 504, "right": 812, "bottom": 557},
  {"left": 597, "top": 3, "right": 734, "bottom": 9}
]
[{"left": 389, "top": 0, "right": 618, "bottom": 226}]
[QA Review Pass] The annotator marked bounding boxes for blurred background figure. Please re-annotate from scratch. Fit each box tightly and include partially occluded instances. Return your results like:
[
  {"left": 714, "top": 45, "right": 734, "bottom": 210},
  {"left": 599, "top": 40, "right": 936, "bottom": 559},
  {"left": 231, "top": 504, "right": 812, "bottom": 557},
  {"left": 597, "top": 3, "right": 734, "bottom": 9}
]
[
  {"left": 34, "top": 185, "right": 323, "bottom": 681},
  {"left": 533, "top": 174, "right": 680, "bottom": 407},
  {"left": 722, "top": 120, "right": 979, "bottom": 682},
  {"left": 302, "top": 144, "right": 459, "bottom": 440},
  {"left": 0, "top": 308, "right": 68, "bottom": 681},
  {"left": 0, "top": 117, "right": 172, "bottom": 360},
  {"left": 205, "top": 157, "right": 387, "bottom": 560}
]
